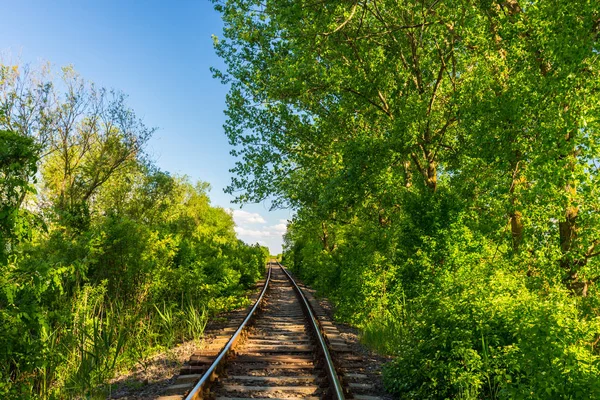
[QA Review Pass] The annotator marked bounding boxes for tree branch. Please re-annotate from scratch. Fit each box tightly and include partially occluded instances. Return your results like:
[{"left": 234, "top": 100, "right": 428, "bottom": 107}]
[
  {"left": 322, "top": 2, "right": 358, "bottom": 36},
  {"left": 342, "top": 87, "right": 393, "bottom": 118}
]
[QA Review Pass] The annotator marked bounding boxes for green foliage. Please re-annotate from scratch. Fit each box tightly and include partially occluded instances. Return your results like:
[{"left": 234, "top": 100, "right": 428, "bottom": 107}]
[
  {"left": 0, "top": 129, "right": 38, "bottom": 262},
  {"left": 0, "top": 64, "right": 269, "bottom": 398},
  {"left": 213, "top": 0, "right": 600, "bottom": 398},
  {"left": 379, "top": 224, "right": 600, "bottom": 399},
  {"left": 285, "top": 212, "right": 600, "bottom": 399}
]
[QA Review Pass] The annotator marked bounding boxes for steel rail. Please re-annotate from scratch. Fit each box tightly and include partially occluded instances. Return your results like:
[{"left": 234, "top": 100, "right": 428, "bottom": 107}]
[
  {"left": 278, "top": 262, "right": 346, "bottom": 400},
  {"left": 185, "top": 264, "right": 272, "bottom": 400}
]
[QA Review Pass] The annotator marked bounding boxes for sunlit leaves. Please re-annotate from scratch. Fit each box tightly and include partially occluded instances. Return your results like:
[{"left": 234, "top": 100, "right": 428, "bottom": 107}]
[{"left": 214, "top": 0, "right": 600, "bottom": 397}]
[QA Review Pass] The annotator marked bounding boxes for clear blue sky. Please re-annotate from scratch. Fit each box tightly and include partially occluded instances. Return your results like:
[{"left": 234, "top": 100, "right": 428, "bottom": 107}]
[{"left": 0, "top": 0, "right": 292, "bottom": 253}]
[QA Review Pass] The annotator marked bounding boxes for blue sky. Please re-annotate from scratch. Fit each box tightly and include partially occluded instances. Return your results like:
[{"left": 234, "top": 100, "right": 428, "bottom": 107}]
[{"left": 0, "top": 0, "right": 293, "bottom": 253}]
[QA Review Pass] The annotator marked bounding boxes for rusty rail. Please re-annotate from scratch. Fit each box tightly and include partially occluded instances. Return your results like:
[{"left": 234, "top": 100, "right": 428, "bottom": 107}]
[
  {"left": 279, "top": 262, "right": 346, "bottom": 400},
  {"left": 184, "top": 263, "right": 272, "bottom": 400}
]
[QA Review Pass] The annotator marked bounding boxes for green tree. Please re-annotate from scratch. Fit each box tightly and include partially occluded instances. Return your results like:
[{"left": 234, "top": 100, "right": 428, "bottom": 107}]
[
  {"left": 0, "top": 129, "right": 38, "bottom": 262},
  {"left": 0, "top": 63, "right": 270, "bottom": 398},
  {"left": 213, "top": 1, "right": 600, "bottom": 397}
]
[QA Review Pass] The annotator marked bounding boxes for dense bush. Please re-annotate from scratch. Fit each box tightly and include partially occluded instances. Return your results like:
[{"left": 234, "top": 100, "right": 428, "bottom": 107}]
[{"left": 284, "top": 210, "right": 600, "bottom": 399}]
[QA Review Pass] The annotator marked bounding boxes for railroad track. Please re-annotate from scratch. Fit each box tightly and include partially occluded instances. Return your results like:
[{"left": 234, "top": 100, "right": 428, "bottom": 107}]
[{"left": 158, "top": 261, "right": 380, "bottom": 400}]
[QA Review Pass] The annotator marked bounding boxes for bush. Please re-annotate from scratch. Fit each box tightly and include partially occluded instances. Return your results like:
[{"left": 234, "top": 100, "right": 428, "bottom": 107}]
[{"left": 286, "top": 215, "right": 600, "bottom": 399}]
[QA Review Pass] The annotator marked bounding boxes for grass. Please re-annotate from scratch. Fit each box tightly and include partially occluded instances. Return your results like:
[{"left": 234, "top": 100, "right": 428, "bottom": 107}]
[
  {"left": 184, "top": 300, "right": 208, "bottom": 341},
  {"left": 360, "top": 299, "right": 407, "bottom": 356}
]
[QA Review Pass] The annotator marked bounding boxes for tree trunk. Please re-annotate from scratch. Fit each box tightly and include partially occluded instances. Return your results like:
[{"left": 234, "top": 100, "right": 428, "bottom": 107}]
[
  {"left": 560, "top": 202, "right": 583, "bottom": 292},
  {"left": 425, "top": 158, "right": 437, "bottom": 192},
  {"left": 510, "top": 211, "right": 523, "bottom": 251},
  {"left": 403, "top": 160, "right": 413, "bottom": 188},
  {"left": 321, "top": 222, "right": 330, "bottom": 252},
  {"left": 509, "top": 158, "right": 523, "bottom": 252}
]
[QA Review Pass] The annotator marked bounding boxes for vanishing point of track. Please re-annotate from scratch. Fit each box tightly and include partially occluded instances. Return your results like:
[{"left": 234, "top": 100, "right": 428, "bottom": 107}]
[
  {"left": 189, "top": 261, "right": 343, "bottom": 399},
  {"left": 158, "top": 261, "right": 380, "bottom": 400}
]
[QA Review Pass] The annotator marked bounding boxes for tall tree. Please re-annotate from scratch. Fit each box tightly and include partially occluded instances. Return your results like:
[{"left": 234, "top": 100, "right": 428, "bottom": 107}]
[
  {"left": 213, "top": 0, "right": 600, "bottom": 292},
  {"left": 0, "top": 129, "right": 38, "bottom": 261}
]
